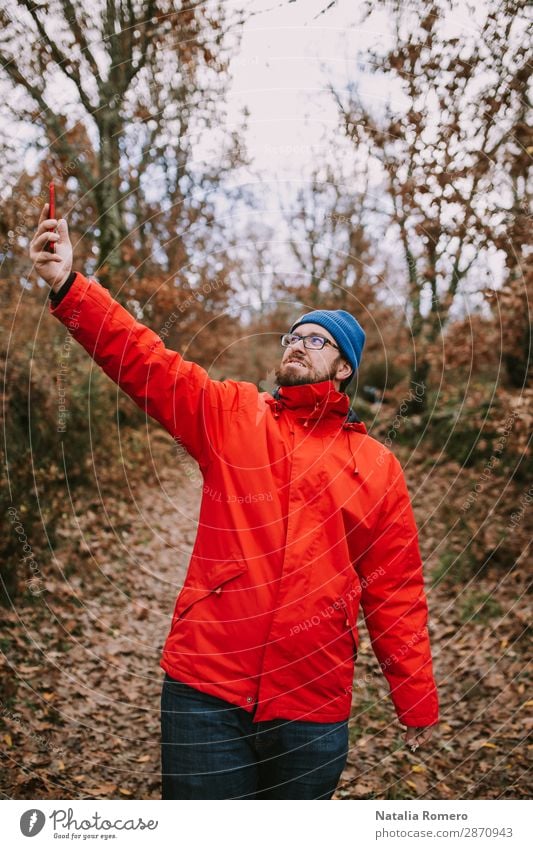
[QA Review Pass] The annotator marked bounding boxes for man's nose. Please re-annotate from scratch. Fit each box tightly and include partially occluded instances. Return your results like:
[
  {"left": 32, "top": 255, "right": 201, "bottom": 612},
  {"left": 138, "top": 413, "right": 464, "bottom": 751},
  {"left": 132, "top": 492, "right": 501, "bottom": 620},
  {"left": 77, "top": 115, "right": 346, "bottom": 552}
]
[{"left": 287, "top": 337, "right": 306, "bottom": 352}]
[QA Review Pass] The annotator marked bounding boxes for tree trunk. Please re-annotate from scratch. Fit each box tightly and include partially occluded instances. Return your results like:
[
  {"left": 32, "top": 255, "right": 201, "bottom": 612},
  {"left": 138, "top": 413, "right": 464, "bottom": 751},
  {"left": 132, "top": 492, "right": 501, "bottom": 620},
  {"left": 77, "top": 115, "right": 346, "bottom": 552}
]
[{"left": 94, "top": 109, "right": 128, "bottom": 288}]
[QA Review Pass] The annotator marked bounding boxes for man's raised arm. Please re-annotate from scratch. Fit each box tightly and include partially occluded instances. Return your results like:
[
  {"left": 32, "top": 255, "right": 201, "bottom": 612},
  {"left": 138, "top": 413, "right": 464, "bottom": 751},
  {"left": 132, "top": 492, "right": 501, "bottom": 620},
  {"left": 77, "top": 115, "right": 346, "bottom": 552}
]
[{"left": 30, "top": 204, "right": 238, "bottom": 467}]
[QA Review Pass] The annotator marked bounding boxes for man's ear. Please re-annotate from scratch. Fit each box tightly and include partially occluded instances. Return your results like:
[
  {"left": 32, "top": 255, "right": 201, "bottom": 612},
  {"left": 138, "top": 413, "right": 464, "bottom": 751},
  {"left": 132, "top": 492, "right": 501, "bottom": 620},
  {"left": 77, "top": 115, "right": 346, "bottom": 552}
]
[{"left": 337, "top": 358, "right": 353, "bottom": 381}]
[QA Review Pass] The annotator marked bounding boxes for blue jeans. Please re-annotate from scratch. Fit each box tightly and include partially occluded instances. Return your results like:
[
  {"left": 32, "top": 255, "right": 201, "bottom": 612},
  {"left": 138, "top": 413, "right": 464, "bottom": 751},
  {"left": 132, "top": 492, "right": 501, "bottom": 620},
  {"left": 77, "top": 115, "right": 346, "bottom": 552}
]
[{"left": 160, "top": 673, "right": 349, "bottom": 799}]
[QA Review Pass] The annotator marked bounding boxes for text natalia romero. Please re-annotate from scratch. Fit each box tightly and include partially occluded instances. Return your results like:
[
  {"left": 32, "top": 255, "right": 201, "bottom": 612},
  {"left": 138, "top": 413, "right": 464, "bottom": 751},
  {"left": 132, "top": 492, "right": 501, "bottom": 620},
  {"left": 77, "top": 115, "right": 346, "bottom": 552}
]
[{"left": 376, "top": 811, "right": 468, "bottom": 821}]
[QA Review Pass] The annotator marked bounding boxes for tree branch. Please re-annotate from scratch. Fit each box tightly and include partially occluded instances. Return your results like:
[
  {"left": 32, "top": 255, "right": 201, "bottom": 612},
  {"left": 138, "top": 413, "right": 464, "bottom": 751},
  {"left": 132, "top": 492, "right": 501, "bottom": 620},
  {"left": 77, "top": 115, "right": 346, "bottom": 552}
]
[
  {"left": 0, "top": 48, "right": 94, "bottom": 190},
  {"left": 19, "top": 0, "right": 96, "bottom": 115},
  {"left": 58, "top": 0, "right": 102, "bottom": 80}
]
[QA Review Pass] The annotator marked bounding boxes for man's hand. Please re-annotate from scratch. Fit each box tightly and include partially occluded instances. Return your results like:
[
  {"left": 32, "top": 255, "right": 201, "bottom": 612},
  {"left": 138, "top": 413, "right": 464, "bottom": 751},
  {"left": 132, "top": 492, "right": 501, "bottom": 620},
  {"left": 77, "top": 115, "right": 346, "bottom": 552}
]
[
  {"left": 402, "top": 722, "right": 438, "bottom": 751},
  {"left": 29, "top": 203, "right": 73, "bottom": 292}
]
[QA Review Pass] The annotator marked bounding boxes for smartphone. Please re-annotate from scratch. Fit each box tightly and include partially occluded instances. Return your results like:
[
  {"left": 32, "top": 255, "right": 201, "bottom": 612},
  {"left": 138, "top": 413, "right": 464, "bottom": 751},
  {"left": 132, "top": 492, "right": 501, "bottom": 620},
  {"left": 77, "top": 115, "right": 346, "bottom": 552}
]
[{"left": 45, "top": 181, "right": 56, "bottom": 253}]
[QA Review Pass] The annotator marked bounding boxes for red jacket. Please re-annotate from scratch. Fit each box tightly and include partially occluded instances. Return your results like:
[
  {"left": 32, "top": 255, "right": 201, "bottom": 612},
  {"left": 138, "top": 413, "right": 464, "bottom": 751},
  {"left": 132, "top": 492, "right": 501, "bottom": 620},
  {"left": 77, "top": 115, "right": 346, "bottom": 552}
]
[{"left": 49, "top": 272, "right": 439, "bottom": 725}]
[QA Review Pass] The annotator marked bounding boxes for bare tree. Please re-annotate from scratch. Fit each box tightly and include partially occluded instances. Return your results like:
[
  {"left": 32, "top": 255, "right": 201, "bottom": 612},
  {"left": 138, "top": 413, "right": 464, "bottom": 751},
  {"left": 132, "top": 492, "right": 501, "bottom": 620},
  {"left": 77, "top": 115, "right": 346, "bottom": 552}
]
[
  {"left": 278, "top": 164, "right": 381, "bottom": 309},
  {"left": 330, "top": 0, "right": 531, "bottom": 390}
]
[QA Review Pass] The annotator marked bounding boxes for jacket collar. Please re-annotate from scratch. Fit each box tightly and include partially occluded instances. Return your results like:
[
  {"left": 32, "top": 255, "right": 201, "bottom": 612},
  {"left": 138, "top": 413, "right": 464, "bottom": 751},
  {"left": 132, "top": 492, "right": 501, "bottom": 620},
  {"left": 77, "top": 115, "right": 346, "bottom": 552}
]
[{"left": 267, "top": 380, "right": 364, "bottom": 429}]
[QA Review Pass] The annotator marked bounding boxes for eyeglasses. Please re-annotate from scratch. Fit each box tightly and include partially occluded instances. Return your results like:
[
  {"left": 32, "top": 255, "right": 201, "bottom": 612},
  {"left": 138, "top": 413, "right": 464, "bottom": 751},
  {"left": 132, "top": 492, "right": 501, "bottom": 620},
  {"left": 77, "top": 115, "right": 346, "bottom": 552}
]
[{"left": 280, "top": 332, "right": 339, "bottom": 351}]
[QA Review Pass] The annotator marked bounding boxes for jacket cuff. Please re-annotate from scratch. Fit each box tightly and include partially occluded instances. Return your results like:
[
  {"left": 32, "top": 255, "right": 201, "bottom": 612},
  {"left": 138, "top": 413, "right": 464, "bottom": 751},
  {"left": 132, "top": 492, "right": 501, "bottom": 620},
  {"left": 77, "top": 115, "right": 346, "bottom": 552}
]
[
  {"left": 397, "top": 697, "right": 440, "bottom": 727},
  {"left": 49, "top": 271, "right": 77, "bottom": 306}
]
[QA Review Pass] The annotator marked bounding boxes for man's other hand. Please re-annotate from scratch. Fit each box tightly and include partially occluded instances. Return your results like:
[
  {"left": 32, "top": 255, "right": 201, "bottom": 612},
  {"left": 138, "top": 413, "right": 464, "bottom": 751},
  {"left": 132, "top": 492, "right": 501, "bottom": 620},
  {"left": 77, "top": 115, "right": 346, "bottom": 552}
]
[{"left": 403, "top": 722, "right": 438, "bottom": 751}]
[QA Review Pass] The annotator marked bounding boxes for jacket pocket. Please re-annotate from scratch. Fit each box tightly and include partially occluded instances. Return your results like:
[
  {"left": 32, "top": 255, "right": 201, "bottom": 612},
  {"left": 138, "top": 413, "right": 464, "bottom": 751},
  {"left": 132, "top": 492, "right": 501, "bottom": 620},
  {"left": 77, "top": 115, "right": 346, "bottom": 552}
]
[
  {"left": 173, "top": 558, "right": 248, "bottom": 622},
  {"left": 340, "top": 587, "right": 360, "bottom": 661}
]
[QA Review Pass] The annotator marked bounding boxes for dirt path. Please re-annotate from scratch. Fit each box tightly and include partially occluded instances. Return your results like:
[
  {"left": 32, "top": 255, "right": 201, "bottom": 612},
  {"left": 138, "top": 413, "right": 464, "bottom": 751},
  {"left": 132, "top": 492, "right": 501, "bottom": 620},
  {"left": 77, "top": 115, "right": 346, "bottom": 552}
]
[{"left": 2, "top": 433, "right": 201, "bottom": 799}]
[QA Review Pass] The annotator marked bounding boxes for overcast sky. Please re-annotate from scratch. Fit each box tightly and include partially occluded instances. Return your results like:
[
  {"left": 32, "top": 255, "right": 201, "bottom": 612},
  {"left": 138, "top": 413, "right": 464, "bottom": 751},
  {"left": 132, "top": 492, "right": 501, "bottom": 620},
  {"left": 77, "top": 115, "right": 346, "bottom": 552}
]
[
  {"left": 192, "top": 0, "right": 394, "bottom": 185},
  {"left": 222, "top": 0, "right": 480, "bottom": 176}
]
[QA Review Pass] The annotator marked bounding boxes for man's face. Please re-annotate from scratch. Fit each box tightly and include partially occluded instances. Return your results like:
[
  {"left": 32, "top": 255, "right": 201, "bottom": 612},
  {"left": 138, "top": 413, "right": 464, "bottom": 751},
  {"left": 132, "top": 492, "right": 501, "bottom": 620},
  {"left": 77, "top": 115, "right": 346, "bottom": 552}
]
[{"left": 275, "top": 323, "right": 352, "bottom": 388}]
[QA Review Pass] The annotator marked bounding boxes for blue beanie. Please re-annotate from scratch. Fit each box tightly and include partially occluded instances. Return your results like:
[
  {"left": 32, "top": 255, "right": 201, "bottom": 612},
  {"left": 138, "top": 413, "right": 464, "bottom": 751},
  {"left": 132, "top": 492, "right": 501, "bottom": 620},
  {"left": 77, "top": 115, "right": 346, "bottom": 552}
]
[{"left": 289, "top": 309, "right": 366, "bottom": 373}]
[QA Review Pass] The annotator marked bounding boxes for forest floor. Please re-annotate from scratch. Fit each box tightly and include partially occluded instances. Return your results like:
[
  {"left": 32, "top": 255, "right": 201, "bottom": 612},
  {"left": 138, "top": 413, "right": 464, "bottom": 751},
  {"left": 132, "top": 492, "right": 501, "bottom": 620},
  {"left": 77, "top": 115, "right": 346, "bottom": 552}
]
[{"left": 1, "top": 430, "right": 530, "bottom": 800}]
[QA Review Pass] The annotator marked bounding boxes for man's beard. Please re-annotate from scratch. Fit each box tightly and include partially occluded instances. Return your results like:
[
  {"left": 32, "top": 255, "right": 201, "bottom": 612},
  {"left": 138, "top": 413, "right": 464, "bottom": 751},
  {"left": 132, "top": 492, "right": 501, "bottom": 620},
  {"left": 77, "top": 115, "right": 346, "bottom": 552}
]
[{"left": 275, "top": 355, "right": 341, "bottom": 387}]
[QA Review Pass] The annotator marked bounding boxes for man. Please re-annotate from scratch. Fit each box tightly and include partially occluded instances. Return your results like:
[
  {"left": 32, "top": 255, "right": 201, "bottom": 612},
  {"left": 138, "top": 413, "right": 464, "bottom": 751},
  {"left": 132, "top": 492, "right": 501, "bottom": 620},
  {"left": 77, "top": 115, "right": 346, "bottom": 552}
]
[{"left": 30, "top": 206, "right": 439, "bottom": 800}]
